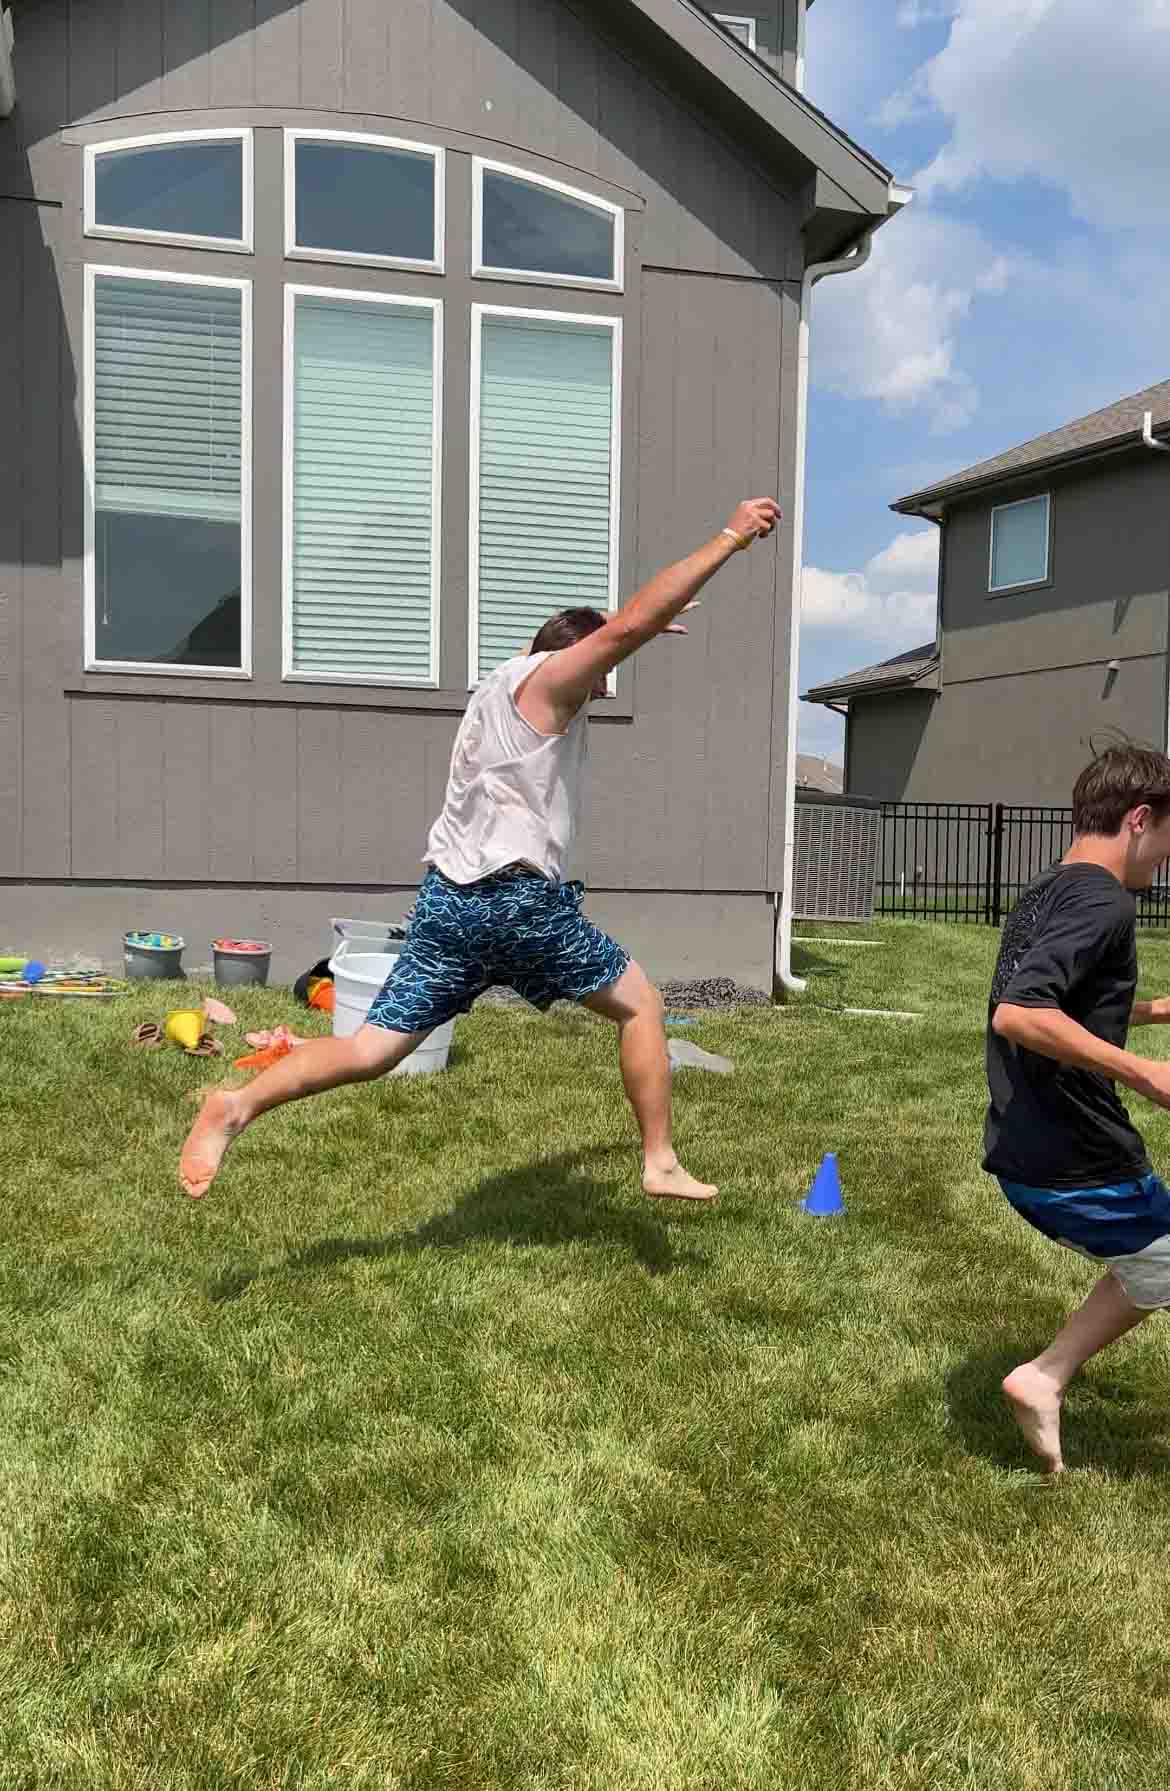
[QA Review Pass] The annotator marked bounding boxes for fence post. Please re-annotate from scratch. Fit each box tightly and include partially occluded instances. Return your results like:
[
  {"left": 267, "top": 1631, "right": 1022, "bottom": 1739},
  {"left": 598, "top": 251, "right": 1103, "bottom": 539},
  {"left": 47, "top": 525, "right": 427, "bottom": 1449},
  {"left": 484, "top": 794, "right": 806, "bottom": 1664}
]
[{"left": 991, "top": 803, "right": 1005, "bottom": 927}]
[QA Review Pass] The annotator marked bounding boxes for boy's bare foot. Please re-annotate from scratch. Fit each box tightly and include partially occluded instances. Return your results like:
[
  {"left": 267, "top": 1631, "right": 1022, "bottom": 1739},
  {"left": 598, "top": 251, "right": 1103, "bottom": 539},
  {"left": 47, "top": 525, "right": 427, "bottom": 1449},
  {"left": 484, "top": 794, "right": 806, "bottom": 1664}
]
[
  {"left": 1002, "top": 1363, "right": 1065, "bottom": 1474},
  {"left": 179, "top": 1089, "right": 247, "bottom": 1200},
  {"left": 643, "top": 1157, "right": 718, "bottom": 1203}
]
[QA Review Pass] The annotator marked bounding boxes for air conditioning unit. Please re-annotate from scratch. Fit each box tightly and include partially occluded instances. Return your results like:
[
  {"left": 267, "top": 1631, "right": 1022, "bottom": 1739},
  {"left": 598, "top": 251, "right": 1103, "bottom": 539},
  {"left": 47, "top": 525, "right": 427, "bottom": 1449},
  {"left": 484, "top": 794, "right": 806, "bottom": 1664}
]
[{"left": 792, "top": 790, "right": 881, "bottom": 922}]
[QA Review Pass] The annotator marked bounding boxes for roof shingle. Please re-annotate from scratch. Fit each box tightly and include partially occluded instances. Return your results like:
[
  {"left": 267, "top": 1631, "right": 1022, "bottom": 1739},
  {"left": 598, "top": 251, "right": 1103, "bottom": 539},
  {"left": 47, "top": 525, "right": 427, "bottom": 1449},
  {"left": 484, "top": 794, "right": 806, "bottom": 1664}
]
[
  {"left": 802, "top": 643, "right": 939, "bottom": 704},
  {"left": 893, "top": 378, "right": 1170, "bottom": 516}
]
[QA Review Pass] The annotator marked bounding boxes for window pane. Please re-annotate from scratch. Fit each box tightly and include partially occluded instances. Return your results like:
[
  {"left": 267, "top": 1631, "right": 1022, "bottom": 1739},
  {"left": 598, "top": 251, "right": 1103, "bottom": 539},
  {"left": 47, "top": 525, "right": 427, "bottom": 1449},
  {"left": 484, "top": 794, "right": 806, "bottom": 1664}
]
[
  {"left": 991, "top": 496, "right": 1048, "bottom": 589},
  {"left": 92, "top": 275, "right": 243, "bottom": 668},
  {"left": 476, "top": 315, "right": 614, "bottom": 679},
  {"left": 290, "top": 296, "right": 436, "bottom": 682},
  {"left": 480, "top": 169, "right": 615, "bottom": 281},
  {"left": 93, "top": 139, "right": 244, "bottom": 240},
  {"left": 294, "top": 140, "right": 436, "bottom": 262}
]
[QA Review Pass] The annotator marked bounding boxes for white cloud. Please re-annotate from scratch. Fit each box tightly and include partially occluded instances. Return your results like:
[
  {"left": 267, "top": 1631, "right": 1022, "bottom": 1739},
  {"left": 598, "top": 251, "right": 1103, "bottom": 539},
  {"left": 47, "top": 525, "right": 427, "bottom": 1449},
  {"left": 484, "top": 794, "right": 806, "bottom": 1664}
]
[
  {"left": 802, "top": 528, "right": 939, "bottom": 640},
  {"left": 810, "top": 210, "right": 1011, "bottom": 431},
  {"left": 898, "top": 0, "right": 1170, "bottom": 229},
  {"left": 895, "top": 0, "right": 958, "bottom": 26}
]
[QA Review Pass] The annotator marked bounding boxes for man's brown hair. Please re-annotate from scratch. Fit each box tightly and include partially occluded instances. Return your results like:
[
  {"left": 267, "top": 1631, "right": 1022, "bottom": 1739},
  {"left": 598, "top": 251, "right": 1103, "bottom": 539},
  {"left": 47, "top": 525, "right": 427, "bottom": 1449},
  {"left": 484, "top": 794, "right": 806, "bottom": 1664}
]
[
  {"left": 530, "top": 608, "right": 607, "bottom": 655},
  {"left": 1072, "top": 743, "right": 1170, "bottom": 836}
]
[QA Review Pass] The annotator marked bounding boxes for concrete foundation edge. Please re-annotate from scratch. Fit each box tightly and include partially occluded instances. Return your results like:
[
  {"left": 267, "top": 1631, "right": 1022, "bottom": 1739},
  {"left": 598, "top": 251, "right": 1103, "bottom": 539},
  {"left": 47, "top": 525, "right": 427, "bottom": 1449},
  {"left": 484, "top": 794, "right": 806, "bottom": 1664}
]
[{"left": 0, "top": 884, "right": 778, "bottom": 994}]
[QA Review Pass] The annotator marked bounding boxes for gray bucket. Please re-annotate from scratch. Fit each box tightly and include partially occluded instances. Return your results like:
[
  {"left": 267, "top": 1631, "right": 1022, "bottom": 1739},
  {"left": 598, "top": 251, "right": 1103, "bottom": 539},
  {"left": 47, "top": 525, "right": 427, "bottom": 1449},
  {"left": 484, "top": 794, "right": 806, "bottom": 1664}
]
[
  {"left": 213, "top": 940, "right": 271, "bottom": 988},
  {"left": 124, "top": 932, "right": 185, "bottom": 980}
]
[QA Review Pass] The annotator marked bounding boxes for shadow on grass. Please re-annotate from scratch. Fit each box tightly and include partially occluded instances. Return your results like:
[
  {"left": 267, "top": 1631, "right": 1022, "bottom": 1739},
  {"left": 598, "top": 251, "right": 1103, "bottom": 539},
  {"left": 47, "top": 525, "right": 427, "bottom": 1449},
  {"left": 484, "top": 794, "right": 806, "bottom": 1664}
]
[
  {"left": 945, "top": 1346, "right": 1170, "bottom": 1478},
  {"left": 790, "top": 947, "right": 846, "bottom": 979},
  {"left": 210, "top": 1145, "right": 710, "bottom": 1302}
]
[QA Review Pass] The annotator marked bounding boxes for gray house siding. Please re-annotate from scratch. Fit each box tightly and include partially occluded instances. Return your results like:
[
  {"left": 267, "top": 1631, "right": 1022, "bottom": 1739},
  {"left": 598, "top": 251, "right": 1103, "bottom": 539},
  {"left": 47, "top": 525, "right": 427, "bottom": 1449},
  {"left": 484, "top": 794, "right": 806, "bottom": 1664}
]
[
  {"left": 844, "top": 450, "right": 1170, "bottom": 808},
  {"left": 1, "top": 0, "right": 814, "bottom": 984},
  {"left": 844, "top": 692, "right": 935, "bottom": 803}
]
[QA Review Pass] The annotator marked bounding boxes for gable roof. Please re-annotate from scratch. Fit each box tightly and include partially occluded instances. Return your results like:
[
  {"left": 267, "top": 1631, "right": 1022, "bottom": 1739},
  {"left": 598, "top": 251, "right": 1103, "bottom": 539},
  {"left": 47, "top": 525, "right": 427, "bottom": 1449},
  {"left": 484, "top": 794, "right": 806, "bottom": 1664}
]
[
  {"left": 802, "top": 644, "right": 940, "bottom": 706},
  {"left": 894, "top": 378, "right": 1170, "bottom": 519},
  {"left": 605, "top": 0, "right": 899, "bottom": 222}
]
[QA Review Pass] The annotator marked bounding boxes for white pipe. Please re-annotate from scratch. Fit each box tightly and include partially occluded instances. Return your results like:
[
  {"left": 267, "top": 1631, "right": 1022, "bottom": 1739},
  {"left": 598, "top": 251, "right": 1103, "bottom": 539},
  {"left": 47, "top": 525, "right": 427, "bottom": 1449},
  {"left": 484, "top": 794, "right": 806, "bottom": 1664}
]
[
  {"left": 1143, "top": 410, "right": 1170, "bottom": 454},
  {"left": 774, "top": 182, "right": 914, "bottom": 1001},
  {"left": 0, "top": 10, "right": 15, "bottom": 118},
  {"left": 774, "top": 232, "right": 875, "bottom": 997}
]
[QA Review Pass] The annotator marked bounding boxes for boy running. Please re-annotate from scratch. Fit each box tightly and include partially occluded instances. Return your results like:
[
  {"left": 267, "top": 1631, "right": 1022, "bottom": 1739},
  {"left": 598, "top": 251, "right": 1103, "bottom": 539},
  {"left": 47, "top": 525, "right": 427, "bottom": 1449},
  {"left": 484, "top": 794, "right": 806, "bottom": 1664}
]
[
  {"left": 986, "top": 746, "right": 1170, "bottom": 1472},
  {"left": 180, "top": 497, "right": 780, "bottom": 1205}
]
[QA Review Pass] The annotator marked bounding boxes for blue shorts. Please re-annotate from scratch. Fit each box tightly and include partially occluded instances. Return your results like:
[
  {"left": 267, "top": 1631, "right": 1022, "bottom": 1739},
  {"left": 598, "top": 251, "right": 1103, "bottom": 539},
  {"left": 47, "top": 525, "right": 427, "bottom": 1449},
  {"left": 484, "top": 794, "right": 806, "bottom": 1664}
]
[
  {"left": 999, "top": 1173, "right": 1170, "bottom": 1309},
  {"left": 366, "top": 867, "right": 630, "bottom": 1035}
]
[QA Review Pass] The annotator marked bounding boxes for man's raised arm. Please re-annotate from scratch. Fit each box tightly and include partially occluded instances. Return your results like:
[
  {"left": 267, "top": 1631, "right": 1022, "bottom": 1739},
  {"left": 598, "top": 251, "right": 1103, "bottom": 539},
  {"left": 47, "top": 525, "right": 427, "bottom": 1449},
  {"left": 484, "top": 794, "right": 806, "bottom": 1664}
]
[{"left": 522, "top": 498, "right": 780, "bottom": 732}]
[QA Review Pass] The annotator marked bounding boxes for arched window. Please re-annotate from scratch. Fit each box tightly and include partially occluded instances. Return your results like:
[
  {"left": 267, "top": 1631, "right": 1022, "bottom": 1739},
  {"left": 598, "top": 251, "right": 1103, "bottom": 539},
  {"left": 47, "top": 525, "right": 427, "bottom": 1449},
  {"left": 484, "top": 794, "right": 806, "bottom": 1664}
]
[
  {"left": 285, "top": 131, "right": 444, "bottom": 272},
  {"left": 473, "top": 159, "right": 623, "bottom": 291},
  {"left": 85, "top": 130, "right": 252, "bottom": 251}
]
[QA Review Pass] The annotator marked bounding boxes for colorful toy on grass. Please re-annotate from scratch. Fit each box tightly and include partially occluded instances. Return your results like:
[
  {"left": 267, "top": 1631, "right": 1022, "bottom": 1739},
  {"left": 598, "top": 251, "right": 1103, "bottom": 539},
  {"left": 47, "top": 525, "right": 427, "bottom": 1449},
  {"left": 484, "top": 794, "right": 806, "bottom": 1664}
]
[
  {"left": 294, "top": 958, "right": 336, "bottom": 1014},
  {"left": 132, "top": 997, "right": 237, "bottom": 1056},
  {"left": 233, "top": 1024, "right": 308, "bottom": 1072}
]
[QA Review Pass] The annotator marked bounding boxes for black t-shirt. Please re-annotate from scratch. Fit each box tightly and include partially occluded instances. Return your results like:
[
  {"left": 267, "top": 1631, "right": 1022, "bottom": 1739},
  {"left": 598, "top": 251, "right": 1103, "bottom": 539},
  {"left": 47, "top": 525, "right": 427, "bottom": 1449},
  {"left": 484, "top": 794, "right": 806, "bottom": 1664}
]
[{"left": 983, "top": 863, "right": 1148, "bottom": 1189}]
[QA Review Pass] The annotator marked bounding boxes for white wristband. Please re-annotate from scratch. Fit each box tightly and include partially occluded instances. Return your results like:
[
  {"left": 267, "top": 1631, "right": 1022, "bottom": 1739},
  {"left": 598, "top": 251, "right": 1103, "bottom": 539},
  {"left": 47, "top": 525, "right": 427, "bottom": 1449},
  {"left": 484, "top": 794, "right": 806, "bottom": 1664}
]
[{"left": 721, "top": 527, "right": 751, "bottom": 551}]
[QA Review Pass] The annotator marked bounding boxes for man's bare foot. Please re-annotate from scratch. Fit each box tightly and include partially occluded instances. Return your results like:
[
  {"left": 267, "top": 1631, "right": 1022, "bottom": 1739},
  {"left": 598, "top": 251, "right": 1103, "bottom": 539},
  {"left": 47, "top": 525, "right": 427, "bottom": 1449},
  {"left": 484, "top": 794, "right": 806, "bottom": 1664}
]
[
  {"left": 642, "top": 1157, "right": 718, "bottom": 1203},
  {"left": 179, "top": 1089, "right": 247, "bottom": 1200},
  {"left": 1002, "top": 1362, "right": 1065, "bottom": 1474}
]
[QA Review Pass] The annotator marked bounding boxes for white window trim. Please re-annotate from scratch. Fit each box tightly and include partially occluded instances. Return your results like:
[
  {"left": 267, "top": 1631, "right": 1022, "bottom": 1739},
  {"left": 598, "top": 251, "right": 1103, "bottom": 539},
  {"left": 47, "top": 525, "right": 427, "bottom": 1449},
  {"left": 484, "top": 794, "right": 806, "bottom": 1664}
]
[
  {"left": 84, "top": 263, "right": 253, "bottom": 679},
  {"left": 468, "top": 303, "right": 623, "bottom": 693},
  {"left": 84, "top": 128, "right": 254, "bottom": 253},
  {"left": 988, "top": 492, "right": 1051, "bottom": 593},
  {"left": 284, "top": 130, "right": 446, "bottom": 274},
  {"left": 472, "top": 158, "right": 624, "bottom": 293},
  {"left": 714, "top": 14, "right": 758, "bottom": 51},
  {"left": 282, "top": 283, "right": 443, "bottom": 690}
]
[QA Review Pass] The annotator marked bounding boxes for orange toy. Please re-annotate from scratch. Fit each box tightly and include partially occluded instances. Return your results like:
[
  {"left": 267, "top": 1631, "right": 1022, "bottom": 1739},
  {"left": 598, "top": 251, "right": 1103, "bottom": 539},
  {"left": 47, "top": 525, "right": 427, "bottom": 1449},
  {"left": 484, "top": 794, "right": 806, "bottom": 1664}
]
[
  {"left": 307, "top": 979, "right": 335, "bottom": 1014},
  {"left": 233, "top": 1037, "right": 294, "bottom": 1072}
]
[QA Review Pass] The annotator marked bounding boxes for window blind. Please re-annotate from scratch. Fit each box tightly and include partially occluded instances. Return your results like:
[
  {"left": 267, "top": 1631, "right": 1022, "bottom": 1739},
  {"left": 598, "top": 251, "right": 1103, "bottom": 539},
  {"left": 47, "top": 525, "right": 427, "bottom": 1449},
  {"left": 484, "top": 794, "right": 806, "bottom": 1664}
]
[
  {"left": 475, "top": 314, "right": 615, "bottom": 680},
  {"left": 289, "top": 294, "right": 437, "bottom": 682},
  {"left": 93, "top": 274, "right": 242, "bottom": 522}
]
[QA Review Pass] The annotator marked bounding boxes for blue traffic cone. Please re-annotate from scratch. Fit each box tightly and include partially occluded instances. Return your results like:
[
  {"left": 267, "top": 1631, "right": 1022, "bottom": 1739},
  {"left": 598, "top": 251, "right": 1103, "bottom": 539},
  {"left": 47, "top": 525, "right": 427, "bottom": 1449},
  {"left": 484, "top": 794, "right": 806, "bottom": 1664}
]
[{"left": 802, "top": 1152, "right": 845, "bottom": 1217}]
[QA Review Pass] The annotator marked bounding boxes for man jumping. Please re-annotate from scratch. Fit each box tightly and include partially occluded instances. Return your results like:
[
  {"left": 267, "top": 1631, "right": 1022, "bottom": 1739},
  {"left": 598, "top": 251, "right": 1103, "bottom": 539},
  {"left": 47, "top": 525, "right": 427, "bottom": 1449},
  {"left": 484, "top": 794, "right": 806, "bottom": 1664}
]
[
  {"left": 986, "top": 745, "right": 1170, "bottom": 1472},
  {"left": 180, "top": 497, "right": 781, "bottom": 1204}
]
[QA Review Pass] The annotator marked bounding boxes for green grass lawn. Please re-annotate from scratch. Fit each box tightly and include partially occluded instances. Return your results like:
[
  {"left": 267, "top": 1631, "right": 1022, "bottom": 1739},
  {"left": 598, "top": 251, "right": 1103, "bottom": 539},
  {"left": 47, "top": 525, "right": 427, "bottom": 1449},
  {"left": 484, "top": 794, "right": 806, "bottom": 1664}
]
[{"left": 7, "top": 923, "right": 1170, "bottom": 1788}]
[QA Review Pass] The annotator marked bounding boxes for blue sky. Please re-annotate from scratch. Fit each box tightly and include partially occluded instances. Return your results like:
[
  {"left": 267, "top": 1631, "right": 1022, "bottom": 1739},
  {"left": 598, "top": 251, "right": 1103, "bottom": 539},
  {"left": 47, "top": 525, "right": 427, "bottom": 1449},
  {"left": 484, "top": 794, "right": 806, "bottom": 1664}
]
[{"left": 798, "top": 0, "right": 1170, "bottom": 761}]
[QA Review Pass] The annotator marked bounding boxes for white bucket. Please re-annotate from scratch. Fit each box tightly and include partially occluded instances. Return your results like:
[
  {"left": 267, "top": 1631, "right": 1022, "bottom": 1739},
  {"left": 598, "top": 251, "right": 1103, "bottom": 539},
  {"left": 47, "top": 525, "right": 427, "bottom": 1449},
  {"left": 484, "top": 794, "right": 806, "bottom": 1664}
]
[{"left": 328, "top": 938, "right": 454, "bottom": 1076}]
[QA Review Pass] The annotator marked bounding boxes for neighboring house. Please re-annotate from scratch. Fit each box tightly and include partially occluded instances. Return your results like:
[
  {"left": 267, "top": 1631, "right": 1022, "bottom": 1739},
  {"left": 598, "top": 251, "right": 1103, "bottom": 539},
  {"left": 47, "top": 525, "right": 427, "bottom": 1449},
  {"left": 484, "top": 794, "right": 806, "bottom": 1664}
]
[
  {"left": 795, "top": 753, "right": 843, "bottom": 793},
  {"left": 0, "top": 0, "right": 904, "bottom": 992},
  {"left": 803, "top": 379, "right": 1170, "bottom": 807}
]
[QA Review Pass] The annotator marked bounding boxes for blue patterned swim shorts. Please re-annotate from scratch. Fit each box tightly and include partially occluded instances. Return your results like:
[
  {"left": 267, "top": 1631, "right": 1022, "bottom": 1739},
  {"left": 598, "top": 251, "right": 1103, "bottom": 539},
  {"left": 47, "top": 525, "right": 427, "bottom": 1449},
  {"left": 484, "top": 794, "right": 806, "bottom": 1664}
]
[{"left": 366, "top": 867, "right": 630, "bottom": 1035}]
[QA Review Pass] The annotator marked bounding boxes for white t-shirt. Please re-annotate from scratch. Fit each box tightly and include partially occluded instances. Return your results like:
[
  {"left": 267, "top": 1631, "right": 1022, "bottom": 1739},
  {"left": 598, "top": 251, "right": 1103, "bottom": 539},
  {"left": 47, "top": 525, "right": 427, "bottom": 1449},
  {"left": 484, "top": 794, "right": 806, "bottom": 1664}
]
[{"left": 424, "top": 653, "right": 589, "bottom": 885}]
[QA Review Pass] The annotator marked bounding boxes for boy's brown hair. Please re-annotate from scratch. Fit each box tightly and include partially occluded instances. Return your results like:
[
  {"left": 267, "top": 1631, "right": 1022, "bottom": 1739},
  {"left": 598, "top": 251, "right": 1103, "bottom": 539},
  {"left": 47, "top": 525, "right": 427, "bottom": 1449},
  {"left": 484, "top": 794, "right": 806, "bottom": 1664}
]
[
  {"left": 1072, "top": 744, "right": 1170, "bottom": 836},
  {"left": 530, "top": 608, "right": 607, "bottom": 655}
]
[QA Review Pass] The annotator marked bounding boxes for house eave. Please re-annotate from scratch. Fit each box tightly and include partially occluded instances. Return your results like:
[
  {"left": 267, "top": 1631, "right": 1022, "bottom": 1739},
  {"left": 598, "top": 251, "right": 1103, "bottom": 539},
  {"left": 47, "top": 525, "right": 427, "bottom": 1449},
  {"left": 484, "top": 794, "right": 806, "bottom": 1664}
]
[
  {"left": 893, "top": 422, "right": 1170, "bottom": 520},
  {"left": 587, "top": 0, "right": 902, "bottom": 225},
  {"left": 802, "top": 664, "right": 941, "bottom": 705}
]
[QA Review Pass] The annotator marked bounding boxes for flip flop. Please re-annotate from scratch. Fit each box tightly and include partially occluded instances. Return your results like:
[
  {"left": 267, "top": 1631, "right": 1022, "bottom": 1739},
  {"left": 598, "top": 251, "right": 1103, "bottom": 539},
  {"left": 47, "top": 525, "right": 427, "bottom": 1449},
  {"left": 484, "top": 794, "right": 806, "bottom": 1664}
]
[{"left": 132, "top": 1022, "right": 164, "bottom": 1048}]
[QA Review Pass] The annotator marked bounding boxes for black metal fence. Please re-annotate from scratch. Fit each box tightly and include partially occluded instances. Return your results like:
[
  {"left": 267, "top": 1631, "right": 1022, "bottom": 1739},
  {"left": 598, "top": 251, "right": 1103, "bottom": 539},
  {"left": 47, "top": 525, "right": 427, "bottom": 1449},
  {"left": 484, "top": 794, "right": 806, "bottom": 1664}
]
[{"left": 878, "top": 802, "right": 1170, "bottom": 927}]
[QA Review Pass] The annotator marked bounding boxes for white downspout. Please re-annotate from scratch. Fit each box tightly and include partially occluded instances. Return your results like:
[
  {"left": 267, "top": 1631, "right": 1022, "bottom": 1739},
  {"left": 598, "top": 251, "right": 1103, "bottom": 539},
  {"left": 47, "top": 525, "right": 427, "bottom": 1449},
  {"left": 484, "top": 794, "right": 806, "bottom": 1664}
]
[
  {"left": 1143, "top": 411, "right": 1170, "bottom": 454},
  {"left": 775, "top": 185, "right": 913, "bottom": 999}
]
